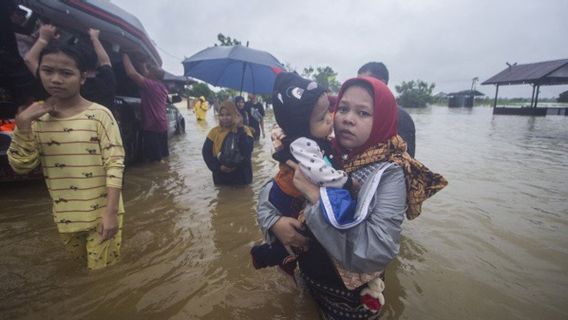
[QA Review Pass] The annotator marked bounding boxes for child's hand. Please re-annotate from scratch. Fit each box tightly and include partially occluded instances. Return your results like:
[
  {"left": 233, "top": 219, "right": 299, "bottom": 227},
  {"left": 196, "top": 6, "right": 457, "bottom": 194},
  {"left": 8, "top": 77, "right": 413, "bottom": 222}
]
[
  {"left": 38, "top": 24, "right": 58, "bottom": 42},
  {"left": 271, "top": 124, "right": 285, "bottom": 151},
  {"left": 88, "top": 28, "right": 100, "bottom": 40},
  {"left": 98, "top": 210, "right": 118, "bottom": 243},
  {"left": 15, "top": 101, "right": 54, "bottom": 131}
]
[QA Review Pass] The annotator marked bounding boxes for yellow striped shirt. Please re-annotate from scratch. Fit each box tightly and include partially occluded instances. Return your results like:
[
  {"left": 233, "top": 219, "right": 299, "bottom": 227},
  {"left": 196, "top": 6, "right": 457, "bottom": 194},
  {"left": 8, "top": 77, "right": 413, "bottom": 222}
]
[{"left": 8, "top": 103, "right": 125, "bottom": 233}]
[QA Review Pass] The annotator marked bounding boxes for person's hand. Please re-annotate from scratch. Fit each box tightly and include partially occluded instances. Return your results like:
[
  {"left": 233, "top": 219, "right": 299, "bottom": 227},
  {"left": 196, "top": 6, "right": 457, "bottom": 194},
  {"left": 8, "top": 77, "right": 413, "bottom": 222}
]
[
  {"left": 270, "top": 216, "right": 309, "bottom": 253},
  {"left": 38, "top": 24, "right": 58, "bottom": 43},
  {"left": 88, "top": 28, "right": 100, "bottom": 40},
  {"left": 271, "top": 124, "right": 285, "bottom": 151},
  {"left": 98, "top": 209, "right": 118, "bottom": 243},
  {"left": 291, "top": 163, "right": 320, "bottom": 204},
  {"left": 15, "top": 101, "right": 54, "bottom": 131},
  {"left": 220, "top": 165, "right": 235, "bottom": 173}
]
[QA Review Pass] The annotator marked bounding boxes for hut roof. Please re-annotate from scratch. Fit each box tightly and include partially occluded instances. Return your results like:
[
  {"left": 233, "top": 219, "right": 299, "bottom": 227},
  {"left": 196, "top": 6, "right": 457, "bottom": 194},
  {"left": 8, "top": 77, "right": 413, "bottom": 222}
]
[
  {"left": 482, "top": 59, "right": 568, "bottom": 86},
  {"left": 447, "top": 90, "right": 485, "bottom": 96}
]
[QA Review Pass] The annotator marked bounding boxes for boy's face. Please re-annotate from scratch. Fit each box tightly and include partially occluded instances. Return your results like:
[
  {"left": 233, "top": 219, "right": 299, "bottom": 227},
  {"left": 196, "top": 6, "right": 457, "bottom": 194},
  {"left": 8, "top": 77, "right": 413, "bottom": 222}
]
[
  {"left": 309, "top": 94, "right": 333, "bottom": 139},
  {"left": 39, "top": 52, "right": 86, "bottom": 99},
  {"left": 236, "top": 100, "right": 245, "bottom": 109}
]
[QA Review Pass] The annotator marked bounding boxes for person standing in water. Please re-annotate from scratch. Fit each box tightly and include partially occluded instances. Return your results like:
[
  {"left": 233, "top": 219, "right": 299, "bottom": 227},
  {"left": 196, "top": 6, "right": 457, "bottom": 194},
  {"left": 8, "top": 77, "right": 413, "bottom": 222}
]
[{"left": 9, "top": 41, "right": 125, "bottom": 270}]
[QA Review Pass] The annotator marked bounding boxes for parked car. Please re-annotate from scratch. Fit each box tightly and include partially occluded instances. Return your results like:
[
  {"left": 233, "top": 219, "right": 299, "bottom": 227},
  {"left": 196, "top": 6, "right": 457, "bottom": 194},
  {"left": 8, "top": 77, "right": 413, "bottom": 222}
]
[
  {"left": 0, "top": 0, "right": 185, "bottom": 180},
  {"left": 115, "top": 95, "right": 185, "bottom": 164}
]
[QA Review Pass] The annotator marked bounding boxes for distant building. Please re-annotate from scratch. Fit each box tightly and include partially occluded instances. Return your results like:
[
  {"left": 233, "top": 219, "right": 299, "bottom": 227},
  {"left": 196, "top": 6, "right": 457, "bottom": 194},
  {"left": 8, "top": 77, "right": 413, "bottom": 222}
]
[{"left": 447, "top": 90, "right": 484, "bottom": 107}]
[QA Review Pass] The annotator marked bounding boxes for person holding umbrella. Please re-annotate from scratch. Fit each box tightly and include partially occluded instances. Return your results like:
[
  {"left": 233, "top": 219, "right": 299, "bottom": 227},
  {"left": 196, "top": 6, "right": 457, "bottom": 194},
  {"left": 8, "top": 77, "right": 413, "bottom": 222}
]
[{"left": 202, "top": 101, "right": 254, "bottom": 185}]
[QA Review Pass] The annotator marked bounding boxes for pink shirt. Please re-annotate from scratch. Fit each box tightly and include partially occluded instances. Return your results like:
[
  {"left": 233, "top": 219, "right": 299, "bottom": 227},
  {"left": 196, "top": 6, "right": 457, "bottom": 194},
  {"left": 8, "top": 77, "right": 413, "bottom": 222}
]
[{"left": 140, "top": 78, "right": 168, "bottom": 132}]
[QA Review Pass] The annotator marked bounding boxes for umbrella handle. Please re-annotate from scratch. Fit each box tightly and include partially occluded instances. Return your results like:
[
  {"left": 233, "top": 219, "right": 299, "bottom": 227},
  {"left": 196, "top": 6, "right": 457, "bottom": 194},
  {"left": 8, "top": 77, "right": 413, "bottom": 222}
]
[{"left": 240, "top": 63, "right": 247, "bottom": 94}]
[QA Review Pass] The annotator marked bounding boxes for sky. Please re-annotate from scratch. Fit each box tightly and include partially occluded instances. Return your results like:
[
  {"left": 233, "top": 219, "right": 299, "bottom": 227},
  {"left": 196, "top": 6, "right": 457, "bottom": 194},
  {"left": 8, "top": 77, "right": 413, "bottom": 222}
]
[{"left": 112, "top": 0, "right": 568, "bottom": 98}]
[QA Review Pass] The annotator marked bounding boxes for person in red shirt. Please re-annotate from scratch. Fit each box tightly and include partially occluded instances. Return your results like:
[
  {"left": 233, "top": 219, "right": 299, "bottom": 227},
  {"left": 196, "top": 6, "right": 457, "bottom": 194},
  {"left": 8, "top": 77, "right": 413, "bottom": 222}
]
[{"left": 122, "top": 53, "right": 169, "bottom": 162}]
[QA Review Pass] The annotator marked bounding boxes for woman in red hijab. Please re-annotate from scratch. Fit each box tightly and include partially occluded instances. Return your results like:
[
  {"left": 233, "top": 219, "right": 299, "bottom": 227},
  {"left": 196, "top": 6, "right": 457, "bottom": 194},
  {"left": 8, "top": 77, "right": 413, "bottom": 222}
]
[{"left": 258, "top": 77, "right": 447, "bottom": 319}]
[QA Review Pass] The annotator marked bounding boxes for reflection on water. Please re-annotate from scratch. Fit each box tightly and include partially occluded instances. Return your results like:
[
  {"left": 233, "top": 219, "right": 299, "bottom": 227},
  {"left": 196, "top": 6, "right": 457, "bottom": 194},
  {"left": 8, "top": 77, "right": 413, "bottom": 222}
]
[{"left": 0, "top": 105, "right": 567, "bottom": 319}]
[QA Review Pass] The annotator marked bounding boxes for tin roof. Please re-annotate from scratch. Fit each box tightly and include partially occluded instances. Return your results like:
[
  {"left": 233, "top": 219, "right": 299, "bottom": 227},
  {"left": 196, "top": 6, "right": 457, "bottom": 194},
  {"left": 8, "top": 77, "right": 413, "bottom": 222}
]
[
  {"left": 447, "top": 90, "right": 485, "bottom": 97},
  {"left": 482, "top": 59, "right": 568, "bottom": 86}
]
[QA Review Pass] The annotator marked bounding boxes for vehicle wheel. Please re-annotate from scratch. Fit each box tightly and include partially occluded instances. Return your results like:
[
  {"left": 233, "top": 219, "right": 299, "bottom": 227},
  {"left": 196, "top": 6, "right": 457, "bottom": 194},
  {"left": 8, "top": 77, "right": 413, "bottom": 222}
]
[{"left": 175, "top": 118, "right": 186, "bottom": 134}]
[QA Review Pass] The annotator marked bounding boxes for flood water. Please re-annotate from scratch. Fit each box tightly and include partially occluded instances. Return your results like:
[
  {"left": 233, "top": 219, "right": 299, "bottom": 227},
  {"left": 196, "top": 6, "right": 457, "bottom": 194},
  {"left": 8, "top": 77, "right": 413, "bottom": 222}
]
[{"left": 1, "top": 103, "right": 567, "bottom": 320}]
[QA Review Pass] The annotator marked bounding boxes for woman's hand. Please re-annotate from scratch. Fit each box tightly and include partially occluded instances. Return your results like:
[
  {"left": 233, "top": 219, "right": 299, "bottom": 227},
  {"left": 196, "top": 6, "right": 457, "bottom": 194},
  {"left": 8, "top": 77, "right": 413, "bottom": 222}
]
[
  {"left": 270, "top": 216, "right": 309, "bottom": 253},
  {"left": 290, "top": 162, "right": 321, "bottom": 204},
  {"left": 15, "top": 101, "right": 54, "bottom": 132}
]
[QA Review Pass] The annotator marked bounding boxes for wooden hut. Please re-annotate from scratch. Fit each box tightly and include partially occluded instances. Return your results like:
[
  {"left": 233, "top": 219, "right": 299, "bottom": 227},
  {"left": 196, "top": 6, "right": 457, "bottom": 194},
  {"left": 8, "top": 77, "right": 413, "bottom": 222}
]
[
  {"left": 447, "top": 90, "right": 484, "bottom": 107},
  {"left": 482, "top": 59, "right": 568, "bottom": 116}
]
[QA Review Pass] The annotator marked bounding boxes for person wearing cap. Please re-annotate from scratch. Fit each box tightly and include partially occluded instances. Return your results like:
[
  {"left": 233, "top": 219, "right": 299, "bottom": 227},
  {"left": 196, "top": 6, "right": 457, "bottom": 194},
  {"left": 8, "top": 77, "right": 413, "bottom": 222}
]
[
  {"left": 251, "top": 72, "right": 358, "bottom": 279},
  {"left": 194, "top": 96, "right": 209, "bottom": 121}
]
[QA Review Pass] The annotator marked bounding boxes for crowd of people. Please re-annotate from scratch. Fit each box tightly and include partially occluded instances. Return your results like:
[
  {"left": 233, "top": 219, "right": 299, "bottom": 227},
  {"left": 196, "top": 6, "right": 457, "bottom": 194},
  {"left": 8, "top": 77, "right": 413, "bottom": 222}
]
[
  {"left": 4, "top": 5, "right": 448, "bottom": 318},
  {"left": 198, "top": 67, "right": 447, "bottom": 319}
]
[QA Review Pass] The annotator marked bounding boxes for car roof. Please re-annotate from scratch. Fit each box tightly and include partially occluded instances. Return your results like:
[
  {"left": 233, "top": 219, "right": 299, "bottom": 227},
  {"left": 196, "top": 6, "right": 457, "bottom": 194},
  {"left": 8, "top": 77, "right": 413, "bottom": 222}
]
[{"left": 21, "top": 0, "right": 162, "bottom": 66}]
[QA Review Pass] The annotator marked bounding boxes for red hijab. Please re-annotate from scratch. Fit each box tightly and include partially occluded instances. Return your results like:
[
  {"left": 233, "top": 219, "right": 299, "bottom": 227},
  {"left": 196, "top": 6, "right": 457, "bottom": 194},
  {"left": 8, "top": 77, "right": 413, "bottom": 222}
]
[{"left": 332, "top": 76, "right": 398, "bottom": 166}]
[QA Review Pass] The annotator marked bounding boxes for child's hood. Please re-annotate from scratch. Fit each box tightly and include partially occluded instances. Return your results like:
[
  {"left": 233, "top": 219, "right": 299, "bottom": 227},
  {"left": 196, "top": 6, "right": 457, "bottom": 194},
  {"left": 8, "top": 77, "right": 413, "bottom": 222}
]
[{"left": 272, "top": 72, "right": 326, "bottom": 141}]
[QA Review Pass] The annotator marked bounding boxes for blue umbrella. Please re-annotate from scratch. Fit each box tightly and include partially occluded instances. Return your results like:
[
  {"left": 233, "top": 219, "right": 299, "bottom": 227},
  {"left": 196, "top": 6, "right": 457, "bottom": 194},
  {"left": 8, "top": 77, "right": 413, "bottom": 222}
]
[{"left": 182, "top": 45, "right": 285, "bottom": 94}]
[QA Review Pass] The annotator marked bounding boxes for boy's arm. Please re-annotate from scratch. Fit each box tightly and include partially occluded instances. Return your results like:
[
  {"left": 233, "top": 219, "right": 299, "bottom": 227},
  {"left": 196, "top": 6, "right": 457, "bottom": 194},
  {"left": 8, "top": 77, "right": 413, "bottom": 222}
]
[
  {"left": 99, "top": 186, "right": 119, "bottom": 243},
  {"left": 88, "top": 28, "right": 111, "bottom": 67},
  {"left": 122, "top": 53, "right": 146, "bottom": 86},
  {"left": 8, "top": 102, "right": 54, "bottom": 173},
  {"left": 23, "top": 24, "right": 57, "bottom": 76},
  {"left": 97, "top": 110, "right": 125, "bottom": 242}
]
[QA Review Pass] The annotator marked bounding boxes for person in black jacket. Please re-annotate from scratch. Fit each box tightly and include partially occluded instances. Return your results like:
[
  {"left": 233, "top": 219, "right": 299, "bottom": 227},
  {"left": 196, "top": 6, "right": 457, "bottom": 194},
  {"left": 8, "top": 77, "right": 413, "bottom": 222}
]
[
  {"left": 202, "top": 101, "right": 254, "bottom": 185},
  {"left": 358, "top": 62, "right": 416, "bottom": 157}
]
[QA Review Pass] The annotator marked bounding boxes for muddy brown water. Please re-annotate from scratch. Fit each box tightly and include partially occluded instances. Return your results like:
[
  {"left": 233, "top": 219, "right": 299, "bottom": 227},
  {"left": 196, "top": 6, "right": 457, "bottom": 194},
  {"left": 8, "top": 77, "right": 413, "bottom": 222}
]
[{"left": 1, "top": 104, "right": 567, "bottom": 319}]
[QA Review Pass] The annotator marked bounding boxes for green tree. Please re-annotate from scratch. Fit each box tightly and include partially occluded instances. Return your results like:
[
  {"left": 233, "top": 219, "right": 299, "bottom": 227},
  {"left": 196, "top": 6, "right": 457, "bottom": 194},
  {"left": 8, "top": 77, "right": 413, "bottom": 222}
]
[
  {"left": 395, "top": 80, "right": 436, "bottom": 108},
  {"left": 215, "top": 33, "right": 242, "bottom": 46},
  {"left": 302, "top": 66, "right": 341, "bottom": 93},
  {"left": 215, "top": 88, "right": 238, "bottom": 102},
  {"left": 558, "top": 90, "right": 568, "bottom": 103},
  {"left": 186, "top": 82, "right": 213, "bottom": 99}
]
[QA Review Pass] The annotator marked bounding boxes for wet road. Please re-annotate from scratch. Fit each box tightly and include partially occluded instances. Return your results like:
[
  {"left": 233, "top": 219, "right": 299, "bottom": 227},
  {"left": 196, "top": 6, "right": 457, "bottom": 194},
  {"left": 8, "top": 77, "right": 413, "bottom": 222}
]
[{"left": 1, "top": 103, "right": 567, "bottom": 319}]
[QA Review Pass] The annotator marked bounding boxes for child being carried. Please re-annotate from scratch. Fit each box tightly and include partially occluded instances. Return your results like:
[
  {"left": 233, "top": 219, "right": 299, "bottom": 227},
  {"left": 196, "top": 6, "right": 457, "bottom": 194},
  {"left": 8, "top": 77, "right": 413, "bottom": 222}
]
[{"left": 251, "top": 72, "right": 358, "bottom": 277}]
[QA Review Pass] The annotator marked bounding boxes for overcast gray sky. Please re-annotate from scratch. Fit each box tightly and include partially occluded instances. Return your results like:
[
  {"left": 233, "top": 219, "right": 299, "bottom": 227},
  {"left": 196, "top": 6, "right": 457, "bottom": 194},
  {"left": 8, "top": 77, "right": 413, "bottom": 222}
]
[{"left": 113, "top": 0, "right": 568, "bottom": 98}]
